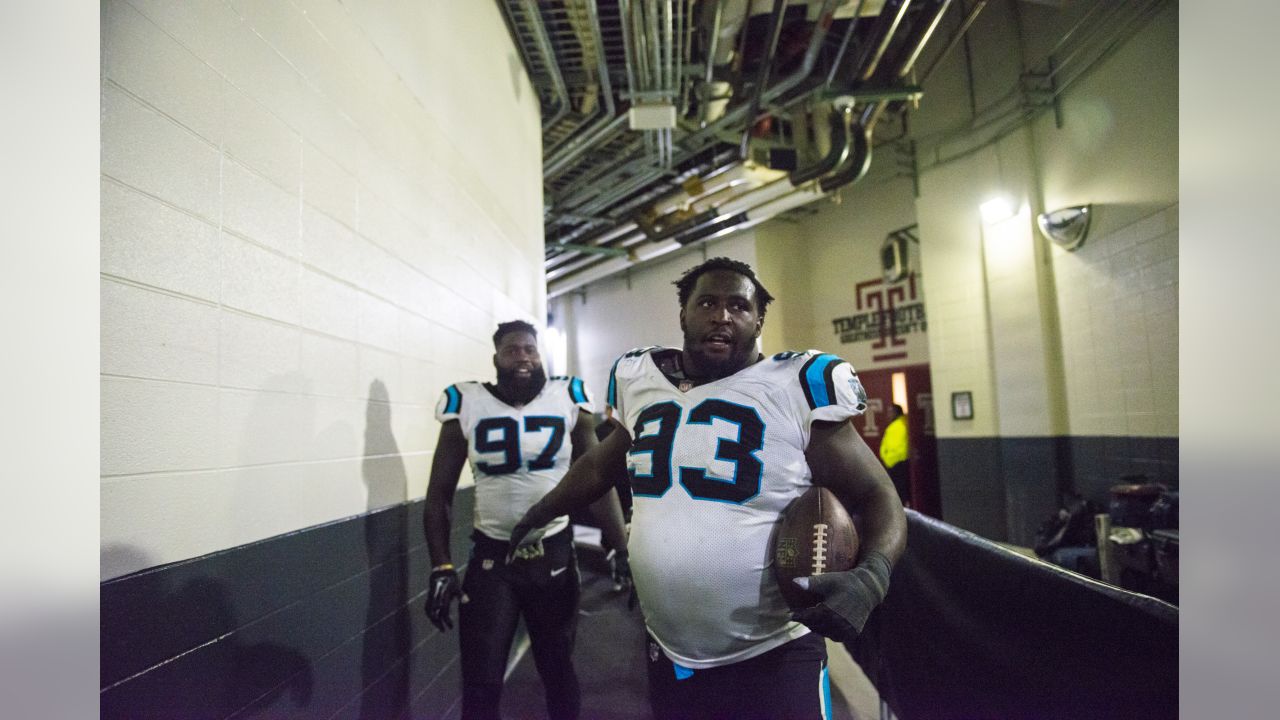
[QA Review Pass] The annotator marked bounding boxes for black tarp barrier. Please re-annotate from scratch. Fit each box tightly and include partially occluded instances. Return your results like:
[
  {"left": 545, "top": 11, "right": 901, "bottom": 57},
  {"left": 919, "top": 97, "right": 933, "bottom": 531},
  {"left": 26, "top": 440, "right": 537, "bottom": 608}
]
[{"left": 847, "top": 510, "right": 1177, "bottom": 720}]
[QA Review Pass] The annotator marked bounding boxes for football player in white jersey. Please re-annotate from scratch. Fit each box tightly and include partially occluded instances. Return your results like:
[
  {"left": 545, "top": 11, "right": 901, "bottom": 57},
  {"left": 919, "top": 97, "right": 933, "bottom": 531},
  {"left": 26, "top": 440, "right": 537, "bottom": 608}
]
[
  {"left": 423, "top": 320, "right": 630, "bottom": 720},
  {"left": 508, "top": 259, "right": 907, "bottom": 719}
]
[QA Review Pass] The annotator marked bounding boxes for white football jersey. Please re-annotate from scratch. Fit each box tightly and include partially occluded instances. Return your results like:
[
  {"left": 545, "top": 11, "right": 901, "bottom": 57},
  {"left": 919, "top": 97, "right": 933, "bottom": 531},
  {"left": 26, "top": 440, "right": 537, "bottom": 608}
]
[
  {"left": 435, "top": 376, "right": 594, "bottom": 541},
  {"left": 607, "top": 347, "right": 867, "bottom": 669}
]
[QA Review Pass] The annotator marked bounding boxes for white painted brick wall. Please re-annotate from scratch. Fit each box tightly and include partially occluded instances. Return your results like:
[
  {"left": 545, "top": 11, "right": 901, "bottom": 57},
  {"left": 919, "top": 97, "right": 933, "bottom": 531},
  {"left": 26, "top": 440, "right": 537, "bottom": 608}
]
[{"left": 101, "top": 0, "right": 541, "bottom": 579}]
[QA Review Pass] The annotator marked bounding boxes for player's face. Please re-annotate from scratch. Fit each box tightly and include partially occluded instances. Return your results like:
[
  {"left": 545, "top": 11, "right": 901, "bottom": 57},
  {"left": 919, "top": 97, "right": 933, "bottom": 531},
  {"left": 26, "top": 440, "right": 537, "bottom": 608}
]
[
  {"left": 680, "top": 269, "right": 763, "bottom": 379},
  {"left": 494, "top": 331, "right": 543, "bottom": 381}
]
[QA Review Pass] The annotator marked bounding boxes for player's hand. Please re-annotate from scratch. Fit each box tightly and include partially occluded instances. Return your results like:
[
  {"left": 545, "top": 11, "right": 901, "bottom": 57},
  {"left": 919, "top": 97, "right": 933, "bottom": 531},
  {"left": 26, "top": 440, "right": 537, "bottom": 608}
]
[
  {"left": 790, "top": 551, "right": 892, "bottom": 642},
  {"left": 425, "top": 567, "right": 462, "bottom": 631},
  {"left": 607, "top": 549, "right": 639, "bottom": 609},
  {"left": 506, "top": 517, "right": 537, "bottom": 564},
  {"left": 608, "top": 548, "right": 633, "bottom": 591}
]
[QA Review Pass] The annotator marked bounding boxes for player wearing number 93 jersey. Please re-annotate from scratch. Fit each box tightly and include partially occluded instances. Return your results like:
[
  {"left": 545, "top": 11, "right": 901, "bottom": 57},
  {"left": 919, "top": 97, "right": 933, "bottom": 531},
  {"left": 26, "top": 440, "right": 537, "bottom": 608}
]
[
  {"left": 507, "top": 258, "right": 907, "bottom": 720},
  {"left": 608, "top": 345, "right": 867, "bottom": 667}
]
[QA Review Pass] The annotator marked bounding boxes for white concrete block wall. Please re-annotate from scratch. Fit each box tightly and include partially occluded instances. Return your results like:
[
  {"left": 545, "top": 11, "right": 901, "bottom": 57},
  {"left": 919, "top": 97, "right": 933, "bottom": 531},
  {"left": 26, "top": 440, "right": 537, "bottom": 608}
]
[
  {"left": 914, "top": 150, "right": 1002, "bottom": 438},
  {"left": 101, "top": 0, "right": 543, "bottom": 579},
  {"left": 1054, "top": 205, "right": 1179, "bottom": 437}
]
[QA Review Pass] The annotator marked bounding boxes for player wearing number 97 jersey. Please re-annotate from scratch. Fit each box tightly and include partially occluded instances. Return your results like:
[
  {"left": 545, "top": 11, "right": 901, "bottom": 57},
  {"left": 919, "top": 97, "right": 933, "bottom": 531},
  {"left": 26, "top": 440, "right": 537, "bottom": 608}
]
[
  {"left": 435, "top": 375, "right": 592, "bottom": 542},
  {"left": 608, "top": 346, "right": 868, "bottom": 668},
  {"left": 423, "top": 321, "right": 630, "bottom": 720}
]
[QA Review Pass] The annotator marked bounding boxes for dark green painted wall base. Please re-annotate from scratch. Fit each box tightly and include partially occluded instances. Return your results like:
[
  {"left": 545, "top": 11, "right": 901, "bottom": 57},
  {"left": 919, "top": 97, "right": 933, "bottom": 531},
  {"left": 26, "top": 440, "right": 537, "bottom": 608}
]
[
  {"left": 101, "top": 491, "right": 475, "bottom": 720},
  {"left": 936, "top": 435, "right": 1178, "bottom": 545}
]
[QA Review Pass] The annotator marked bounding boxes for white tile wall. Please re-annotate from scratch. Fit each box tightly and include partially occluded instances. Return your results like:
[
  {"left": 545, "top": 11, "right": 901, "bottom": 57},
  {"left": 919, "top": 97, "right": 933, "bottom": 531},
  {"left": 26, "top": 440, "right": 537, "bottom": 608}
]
[{"left": 102, "top": 0, "right": 543, "bottom": 579}]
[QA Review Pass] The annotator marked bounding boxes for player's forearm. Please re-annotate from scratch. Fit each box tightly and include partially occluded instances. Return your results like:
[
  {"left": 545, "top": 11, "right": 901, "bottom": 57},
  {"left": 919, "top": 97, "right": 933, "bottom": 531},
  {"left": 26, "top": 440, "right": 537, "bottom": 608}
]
[
  {"left": 524, "top": 456, "right": 613, "bottom": 528},
  {"left": 853, "top": 481, "right": 907, "bottom": 566},
  {"left": 424, "top": 494, "right": 454, "bottom": 567},
  {"left": 588, "top": 488, "right": 629, "bottom": 551}
]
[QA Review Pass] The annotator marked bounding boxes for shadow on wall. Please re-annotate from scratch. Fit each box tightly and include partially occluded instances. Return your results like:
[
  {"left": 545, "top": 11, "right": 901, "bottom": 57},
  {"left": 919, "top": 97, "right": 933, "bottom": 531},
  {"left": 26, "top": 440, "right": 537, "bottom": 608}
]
[
  {"left": 99, "top": 544, "right": 314, "bottom": 718},
  {"left": 359, "top": 379, "right": 411, "bottom": 719},
  {"left": 364, "top": 379, "right": 408, "bottom": 511}
]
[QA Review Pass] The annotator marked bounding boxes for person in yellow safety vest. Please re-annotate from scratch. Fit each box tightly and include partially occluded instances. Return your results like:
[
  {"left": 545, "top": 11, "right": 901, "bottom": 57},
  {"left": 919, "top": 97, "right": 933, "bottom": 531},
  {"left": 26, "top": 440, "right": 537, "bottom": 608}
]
[{"left": 879, "top": 404, "right": 911, "bottom": 506}]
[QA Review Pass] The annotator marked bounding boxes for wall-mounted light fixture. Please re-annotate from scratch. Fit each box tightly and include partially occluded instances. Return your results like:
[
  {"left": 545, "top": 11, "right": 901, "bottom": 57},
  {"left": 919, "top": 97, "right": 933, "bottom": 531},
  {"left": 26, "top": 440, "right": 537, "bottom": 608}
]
[
  {"left": 980, "top": 196, "right": 1015, "bottom": 225},
  {"left": 1036, "top": 204, "right": 1091, "bottom": 251}
]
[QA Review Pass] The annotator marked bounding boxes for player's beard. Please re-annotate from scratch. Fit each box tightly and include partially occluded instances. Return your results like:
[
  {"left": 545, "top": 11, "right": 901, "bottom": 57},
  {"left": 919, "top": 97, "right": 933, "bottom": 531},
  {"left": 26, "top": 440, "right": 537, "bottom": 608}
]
[
  {"left": 683, "top": 328, "right": 757, "bottom": 381},
  {"left": 495, "top": 364, "right": 547, "bottom": 405}
]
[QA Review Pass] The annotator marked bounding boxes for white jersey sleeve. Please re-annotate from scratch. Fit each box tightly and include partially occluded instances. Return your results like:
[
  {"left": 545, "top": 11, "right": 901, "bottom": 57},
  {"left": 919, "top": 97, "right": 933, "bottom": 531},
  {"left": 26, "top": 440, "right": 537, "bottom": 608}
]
[
  {"left": 435, "top": 382, "right": 469, "bottom": 424},
  {"left": 605, "top": 347, "right": 660, "bottom": 437},
  {"left": 549, "top": 374, "right": 595, "bottom": 414},
  {"left": 788, "top": 350, "right": 868, "bottom": 428}
]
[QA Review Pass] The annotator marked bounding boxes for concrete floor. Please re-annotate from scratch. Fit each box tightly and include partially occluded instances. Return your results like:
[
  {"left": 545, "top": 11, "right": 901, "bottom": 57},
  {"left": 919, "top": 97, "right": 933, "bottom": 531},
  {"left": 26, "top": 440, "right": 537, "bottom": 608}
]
[{"left": 500, "top": 532, "right": 887, "bottom": 720}]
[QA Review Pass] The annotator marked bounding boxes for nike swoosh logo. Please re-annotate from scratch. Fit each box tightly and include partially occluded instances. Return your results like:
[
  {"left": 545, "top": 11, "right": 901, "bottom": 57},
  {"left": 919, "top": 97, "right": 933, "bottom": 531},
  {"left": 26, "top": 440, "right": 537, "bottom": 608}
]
[{"left": 550, "top": 567, "right": 568, "bottom": 577}]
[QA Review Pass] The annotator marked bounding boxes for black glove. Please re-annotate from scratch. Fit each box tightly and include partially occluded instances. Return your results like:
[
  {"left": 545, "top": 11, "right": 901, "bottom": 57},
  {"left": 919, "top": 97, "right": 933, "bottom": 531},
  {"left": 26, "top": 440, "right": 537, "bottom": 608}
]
[
  {"left": 608, "top": 548, "right": 633, "bottom": 592},
  {"left": 506, "top": 518, "right": 538, "bottom": 564},
  {"left": 790, "top": 551, "right": 892, "bottom": 642},
  {"left": 425, "top": 566, "right": 461, "bottom": 631},
  {"left": 608, "top": 549, "right": 638, "bottom": 609}
]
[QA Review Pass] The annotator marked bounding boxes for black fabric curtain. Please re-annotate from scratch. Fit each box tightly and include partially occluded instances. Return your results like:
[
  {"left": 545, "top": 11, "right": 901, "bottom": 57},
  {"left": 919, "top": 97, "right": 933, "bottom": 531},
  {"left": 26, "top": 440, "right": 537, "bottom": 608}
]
[{"left": 848, "top": 510, "right": 1177, "bottom": 720}]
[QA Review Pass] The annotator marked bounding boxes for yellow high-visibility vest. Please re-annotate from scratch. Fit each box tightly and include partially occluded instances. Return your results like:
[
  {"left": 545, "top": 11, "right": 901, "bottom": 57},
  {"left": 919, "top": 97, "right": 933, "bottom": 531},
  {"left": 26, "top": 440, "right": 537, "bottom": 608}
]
[{"left": 879, "top": 415, "right": 908, "bottom": 468}]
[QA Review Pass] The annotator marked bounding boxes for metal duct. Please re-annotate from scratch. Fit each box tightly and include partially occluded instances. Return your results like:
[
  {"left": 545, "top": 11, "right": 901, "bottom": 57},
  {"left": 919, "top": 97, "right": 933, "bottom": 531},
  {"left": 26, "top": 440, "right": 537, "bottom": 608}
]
[
  {"left": 818, "top": 121, "right": 871, "bottom": 192},
  {"left": 789, "top": 108, "right": 851, "bottom": 186}
]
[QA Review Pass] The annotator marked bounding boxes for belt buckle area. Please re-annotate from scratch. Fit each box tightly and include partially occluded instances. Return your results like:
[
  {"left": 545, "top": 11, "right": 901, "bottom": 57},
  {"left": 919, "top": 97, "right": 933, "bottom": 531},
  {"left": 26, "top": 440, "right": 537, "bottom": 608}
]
[{"left": 512, "top": 539, "right": 545, "bottom": 561}]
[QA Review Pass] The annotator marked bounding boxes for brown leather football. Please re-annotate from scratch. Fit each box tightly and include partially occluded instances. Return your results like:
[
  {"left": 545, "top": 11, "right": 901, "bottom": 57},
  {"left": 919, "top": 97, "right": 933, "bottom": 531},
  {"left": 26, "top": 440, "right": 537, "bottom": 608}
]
[{"left": 772, "top": 486, "right": 860, "bottom": 609}]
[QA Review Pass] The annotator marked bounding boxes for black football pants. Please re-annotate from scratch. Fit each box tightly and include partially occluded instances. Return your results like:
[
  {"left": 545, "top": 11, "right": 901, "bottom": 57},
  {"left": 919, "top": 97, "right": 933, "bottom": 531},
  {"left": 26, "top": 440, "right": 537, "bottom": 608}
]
[
  {"left": 646, "top": 631, "right": 830, "bottom": 720},
  {"left": 459, "top": 528, "right": 580, "bottom": 720}
]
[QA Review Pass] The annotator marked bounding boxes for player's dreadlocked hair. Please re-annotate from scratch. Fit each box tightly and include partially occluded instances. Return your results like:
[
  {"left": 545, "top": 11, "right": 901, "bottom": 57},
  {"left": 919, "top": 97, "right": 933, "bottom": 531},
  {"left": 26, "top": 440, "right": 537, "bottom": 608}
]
[
  {"left": 673, "top": 257, "right": 775, "bottom": 318},
  {"left": 493, "top": 319, "right": 538, "bottom": 348}
]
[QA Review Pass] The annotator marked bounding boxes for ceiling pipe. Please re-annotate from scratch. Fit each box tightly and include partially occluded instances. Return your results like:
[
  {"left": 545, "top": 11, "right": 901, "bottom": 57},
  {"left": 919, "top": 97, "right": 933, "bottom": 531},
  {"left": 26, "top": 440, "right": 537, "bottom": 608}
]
[
  {"left": 547, "top": 172, "right": 795, "bottom": 281},
  {"left": 859, "top": 0, "right": 953, "bottom": 131},
  {"left": 554, "top": 0, "right": 842, "bottom": 217},
  {"left": 547, "top": 0, "right": 839, "bottom": 234},
  {"left": 825, "top": 0, "right": 869, "bottom": 87},
  {"left": 704, "top": 0, "right": 727, "bottom": 85},
  {"left": 738, "top": 0, "right": 790, "bottom": 159},
  {"left": 550, "top": 0, "right": 880, "bottom": 272},
  {"left": 548, "top": 0, "right": 902, "bottom": 281},
  {"left": 919, "top": 0, "right": 983, "bottom": 86},
  {"left": 542, "top": 0, "right": 618, "bottom": 176},
  {"left": 548, "top": 172, "right": 825, "bottom": 298},
  {"left": 853, "top": 0, "right": 913, "bottom": 81},
  {"left": 517, "top": 0, "right": 571, "bottom": 133},
  {"left": 789, "top": 108, "right": 851, "bottom": 186},
  {"left": 893, "top": 0, "right": 955, "bottom": 81},
  {"left": 817, "top": 121, "right": 871, "bottom": 191},
  {"left": 549, "top": 111, "right": 861, "bottom": 292}
]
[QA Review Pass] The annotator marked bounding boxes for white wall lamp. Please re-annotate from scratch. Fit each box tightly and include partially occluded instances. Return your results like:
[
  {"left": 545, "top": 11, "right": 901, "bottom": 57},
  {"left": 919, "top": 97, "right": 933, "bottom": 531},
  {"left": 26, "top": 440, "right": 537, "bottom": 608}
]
[
  {"left": 979, "top": 196, "right": 1016, "bottom": 225},
  {"left": 1036, "top": 205, "right": 1092, "bottom": 251}
]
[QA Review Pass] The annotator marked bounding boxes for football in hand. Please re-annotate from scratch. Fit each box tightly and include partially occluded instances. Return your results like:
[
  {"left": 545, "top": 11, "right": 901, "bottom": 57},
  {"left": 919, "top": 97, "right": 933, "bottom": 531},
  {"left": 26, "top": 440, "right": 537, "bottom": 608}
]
[{"left": 772, "top": 486, "right": 860, "bottom": 609}]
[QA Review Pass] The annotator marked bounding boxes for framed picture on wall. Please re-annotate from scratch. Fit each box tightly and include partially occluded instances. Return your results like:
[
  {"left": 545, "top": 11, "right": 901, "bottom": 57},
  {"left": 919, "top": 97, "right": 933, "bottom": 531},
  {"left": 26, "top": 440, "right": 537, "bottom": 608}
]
[{"left": 951, "top": 391, "right": 973, "bottom": 420}]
